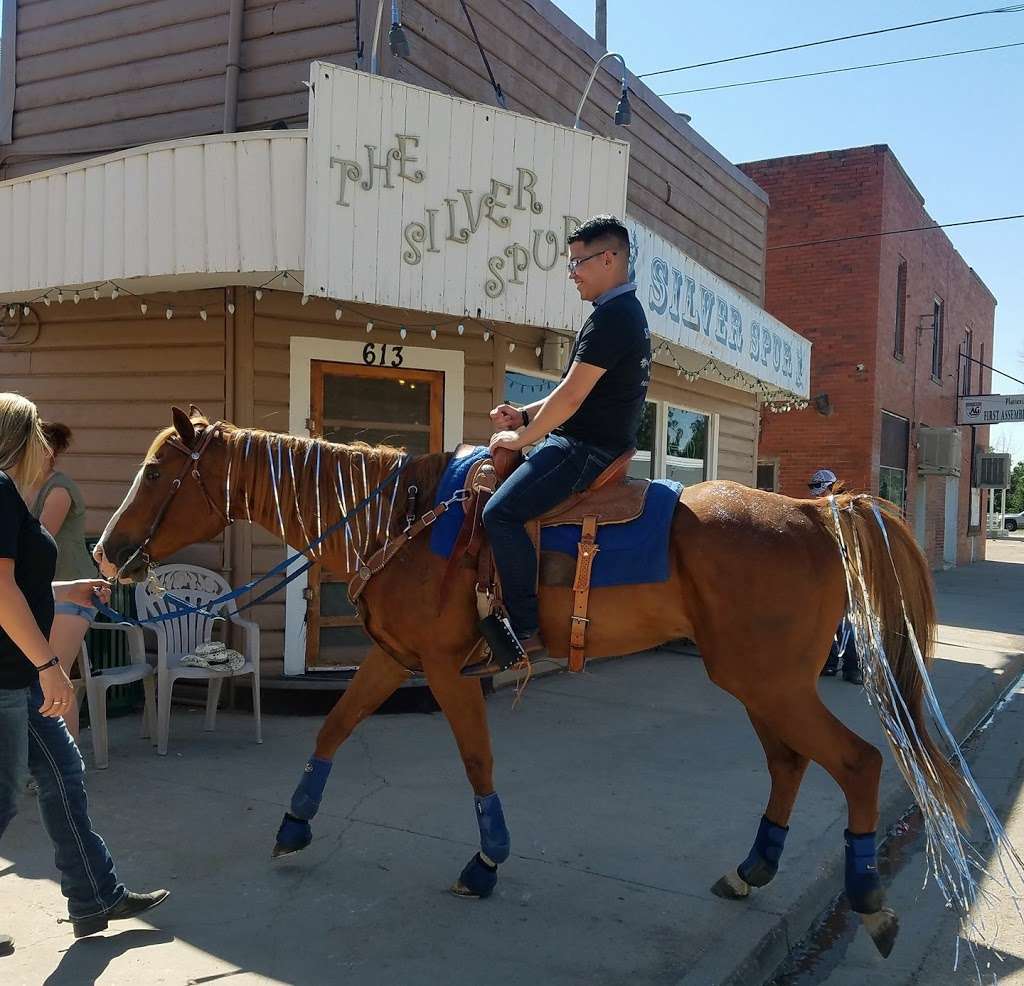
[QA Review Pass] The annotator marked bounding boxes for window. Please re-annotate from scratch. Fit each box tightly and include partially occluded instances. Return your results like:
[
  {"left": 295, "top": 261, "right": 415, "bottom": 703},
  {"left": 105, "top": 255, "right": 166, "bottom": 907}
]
[
  {"left": 665, "top": 404, "right": 709, "bottom": 486},
  {"left": 757, "top": 462, "right": 777, "bottom": 492},
  {"left": 504, "top": 370, "right": 558, "bottom": 405},
  {"left": 931, "top": 298, "right": 944, "bottom": 382},
  {"left": 879, "top": 410, "right": 910, "bottom": 512},
  {"left": 961, "top": 330, "right": 974, "bottom": 396},
  {"left": 629, "top": 402, "right": 657, "bottom": 479},
  {"left": 893, "top": 258, "right": 908, "bottom": 358}
]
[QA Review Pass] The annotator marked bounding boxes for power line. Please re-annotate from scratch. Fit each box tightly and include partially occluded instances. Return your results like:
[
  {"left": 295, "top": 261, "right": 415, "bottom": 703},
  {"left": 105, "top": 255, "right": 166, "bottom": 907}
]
[
  {"left": 769, "top": 213, "right": 1024, "bottom": 251},
  {"left": 656, "top": 40, "right": 1024, "bottom": 97},
  {"left": 638, "top": 4, "right": 1024, "bottom": 79}
]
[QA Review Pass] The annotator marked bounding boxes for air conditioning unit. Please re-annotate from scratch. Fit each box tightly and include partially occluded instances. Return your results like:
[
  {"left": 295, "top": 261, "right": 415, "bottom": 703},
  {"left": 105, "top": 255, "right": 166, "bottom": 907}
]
[
  {"left": 917, "top": 427, "right": 961, "bottom": 477},
  {"left": 975, "top": 451, "right": 1012, "bottom": 489}
]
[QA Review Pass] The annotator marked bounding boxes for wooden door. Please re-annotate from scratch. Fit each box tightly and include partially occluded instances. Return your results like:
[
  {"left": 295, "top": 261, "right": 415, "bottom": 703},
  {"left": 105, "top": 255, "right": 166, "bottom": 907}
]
[{"left": 305, "top": 358, "right": 444, "bottom": 670}]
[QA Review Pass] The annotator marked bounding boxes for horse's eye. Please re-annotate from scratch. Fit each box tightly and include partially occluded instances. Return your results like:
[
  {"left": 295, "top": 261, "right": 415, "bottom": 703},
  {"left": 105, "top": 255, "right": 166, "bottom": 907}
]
[{"left": 145, "top": 467, "right": 161, "bottom": 482}]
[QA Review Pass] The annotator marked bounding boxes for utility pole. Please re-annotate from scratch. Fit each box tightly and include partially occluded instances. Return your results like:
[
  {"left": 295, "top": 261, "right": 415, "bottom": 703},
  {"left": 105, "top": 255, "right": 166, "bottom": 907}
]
[{"left": 595, "top": 0, "right": 607, "bottom": 48}]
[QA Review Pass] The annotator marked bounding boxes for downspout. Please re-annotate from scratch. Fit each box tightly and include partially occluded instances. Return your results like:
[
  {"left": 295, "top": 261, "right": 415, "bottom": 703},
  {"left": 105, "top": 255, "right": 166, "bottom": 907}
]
[{"left": 223, "top": 0, "right": 245, "bottom": 133}]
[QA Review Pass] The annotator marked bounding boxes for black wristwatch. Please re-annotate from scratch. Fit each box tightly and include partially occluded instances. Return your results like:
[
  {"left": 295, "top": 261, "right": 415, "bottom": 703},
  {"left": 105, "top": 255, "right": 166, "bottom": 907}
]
[{"left": 520, "top": 408, "right": 530, "bottom": 427}]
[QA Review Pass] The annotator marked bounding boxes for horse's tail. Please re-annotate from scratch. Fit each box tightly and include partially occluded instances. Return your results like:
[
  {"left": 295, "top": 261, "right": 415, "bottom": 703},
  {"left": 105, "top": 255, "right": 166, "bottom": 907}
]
[{"left": 829, "top": 494, "right": 968, "bottom": 829}]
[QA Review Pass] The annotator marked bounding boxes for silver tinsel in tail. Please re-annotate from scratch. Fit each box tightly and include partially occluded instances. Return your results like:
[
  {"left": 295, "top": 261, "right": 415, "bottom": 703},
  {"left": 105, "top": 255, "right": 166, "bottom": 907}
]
[{"left": 829, "top": 496, "right": 1024, "bottom": 974}]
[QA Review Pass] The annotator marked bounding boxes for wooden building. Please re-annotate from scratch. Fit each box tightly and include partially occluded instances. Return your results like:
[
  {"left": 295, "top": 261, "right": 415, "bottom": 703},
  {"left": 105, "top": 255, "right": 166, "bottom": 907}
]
[{"left": 0, "top": 2, "right": 809, "bottom": 680}]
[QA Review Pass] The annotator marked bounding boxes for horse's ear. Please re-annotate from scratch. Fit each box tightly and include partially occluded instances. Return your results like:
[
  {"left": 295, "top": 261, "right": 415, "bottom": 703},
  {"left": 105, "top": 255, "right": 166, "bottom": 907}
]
[
  {"left": 188, "top": 403, "right": 205, "bottom": 419},
  {"left": 171, "top": 406, "right": 197, "bottom": 448}
]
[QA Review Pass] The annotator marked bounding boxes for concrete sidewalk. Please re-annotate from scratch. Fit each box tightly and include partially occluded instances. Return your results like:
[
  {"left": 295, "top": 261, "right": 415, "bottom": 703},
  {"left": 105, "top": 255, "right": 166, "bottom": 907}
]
[{"left": 2, "top": 540, "right": 1023, "bottom": 986}]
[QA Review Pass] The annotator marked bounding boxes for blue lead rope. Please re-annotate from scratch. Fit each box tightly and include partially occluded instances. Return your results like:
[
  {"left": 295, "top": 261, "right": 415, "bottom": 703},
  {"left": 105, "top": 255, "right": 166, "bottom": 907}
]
[{"left": 95, "top": 456, "right": 408, "bottom": 627}]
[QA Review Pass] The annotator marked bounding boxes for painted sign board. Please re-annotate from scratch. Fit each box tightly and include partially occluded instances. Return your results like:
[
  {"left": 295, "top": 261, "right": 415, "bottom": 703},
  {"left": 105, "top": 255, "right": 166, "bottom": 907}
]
[
  {"left": 304, "top": 61, "right": 629, "bottom": 330},
  {"left": 957, "top": 393, "right": 1024, "bottom": 426},
  {"left": 627, "top": 220, "right": 811, "bottom": 398}
]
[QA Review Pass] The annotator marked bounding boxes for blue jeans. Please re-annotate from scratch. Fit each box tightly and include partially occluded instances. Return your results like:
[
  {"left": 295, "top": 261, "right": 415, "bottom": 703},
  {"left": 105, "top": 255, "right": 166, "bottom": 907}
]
[
  {"left": 0, "top": 683, "right": 125, "bottom": 920},
  {"left": 482, "top": 434, "right": 618, "bottom": 637}
]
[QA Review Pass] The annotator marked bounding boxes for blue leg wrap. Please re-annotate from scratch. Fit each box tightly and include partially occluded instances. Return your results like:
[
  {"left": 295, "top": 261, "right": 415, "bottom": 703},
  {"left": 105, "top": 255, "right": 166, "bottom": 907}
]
[
  {"left": 475, "top": 792, "right": 511, "bottom": 864},
  {"left": 290, "top": 755, "right": 333, "bottom": 820},
  {"left": 737, "top": 815, "right": 789, "bottom": 887},
  {"left": 844, "top": 830, "right": 884, "bottom": 914},
  {"left": 458, "top": 853, "right": 498, "bottom": 898}
]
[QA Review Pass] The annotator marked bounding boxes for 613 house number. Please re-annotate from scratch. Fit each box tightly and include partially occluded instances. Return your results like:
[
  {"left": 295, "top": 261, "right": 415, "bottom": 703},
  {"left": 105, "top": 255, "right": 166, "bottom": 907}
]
[{"left": 362, "top": 343, "right": 404, "bottom": 368}]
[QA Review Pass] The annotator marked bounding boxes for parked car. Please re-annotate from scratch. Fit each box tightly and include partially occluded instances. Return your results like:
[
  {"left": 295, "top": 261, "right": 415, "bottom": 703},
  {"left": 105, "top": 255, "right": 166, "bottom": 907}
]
[{"left": 1005, "top": 512, "right": 1024, "bottom": 532}]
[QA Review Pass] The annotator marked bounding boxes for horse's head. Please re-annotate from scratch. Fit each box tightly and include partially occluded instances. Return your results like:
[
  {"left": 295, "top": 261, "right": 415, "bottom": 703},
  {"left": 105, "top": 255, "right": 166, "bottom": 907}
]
[{"left": 95, "top": 406, "right": 230, "bottom": 582}]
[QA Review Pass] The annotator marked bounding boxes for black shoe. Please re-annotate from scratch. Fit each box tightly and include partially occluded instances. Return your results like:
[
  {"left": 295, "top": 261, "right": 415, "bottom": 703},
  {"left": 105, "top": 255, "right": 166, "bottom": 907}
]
[
  {"left": 462, "top": 633, "right": 544, "bottom": 678},
  {"left": 820, "top": 661, "right": 839, "bottom": 677},
  {"left": 71, "top": 890, "right": 169, "bottom": 939},
  {"left": 0, "top": 933, "right": 12, "bottom": 957}
]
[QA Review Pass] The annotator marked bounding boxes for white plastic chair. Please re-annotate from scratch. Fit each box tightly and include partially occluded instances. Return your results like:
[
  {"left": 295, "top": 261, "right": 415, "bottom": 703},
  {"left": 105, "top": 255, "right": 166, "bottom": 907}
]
[
  {"left": 135, "top": 564, "right": 262, "bottom": 756},
  {"left": 77, "top": 623, "right": 156, "bottom": 770}
]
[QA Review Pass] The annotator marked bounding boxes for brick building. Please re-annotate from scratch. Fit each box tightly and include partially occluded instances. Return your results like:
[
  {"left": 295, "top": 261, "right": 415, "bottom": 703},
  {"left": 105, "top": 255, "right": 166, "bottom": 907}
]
[{"left": 740, "top": 145, "right": 996, "bottom": 568}]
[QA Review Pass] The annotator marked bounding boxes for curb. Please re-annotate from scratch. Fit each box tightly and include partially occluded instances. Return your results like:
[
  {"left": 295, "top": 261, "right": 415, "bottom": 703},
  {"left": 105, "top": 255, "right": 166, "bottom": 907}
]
[{"left": 674, "top": 648, "right": 1024, "bottom": 986}]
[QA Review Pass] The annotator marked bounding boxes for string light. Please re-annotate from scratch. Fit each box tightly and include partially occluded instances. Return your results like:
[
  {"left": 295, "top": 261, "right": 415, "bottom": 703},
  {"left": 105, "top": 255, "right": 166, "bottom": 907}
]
[
  {"left": 6, "top": 306, "right": 14, "bottom": 318},
  {"left": 255, "top": 289, "right": 263, "bottom": 301},
  {"left": 366, "top": 321, "right": 374, "bottom": 333},
  {"left": 335, "top": 307, "right": 344, "bottom": 320},
  {"left": 227, "top": 302, "right": 236, "bottom": 315},
  {"left": 508, "top": 342, "right": 516, "bottom": 352},
  {"left": 535, "top": 345, "right": 542, "bottom": 357},
  {"left": 483, "top": 330, "right": 491, "bottom": 342},
  {"left": 93, "top": 287, "right": 100, "bottom": 301},
  {"left": 56, "top": 290, "right": 63, "bottom": 304},
  {"left": 400, "top": 326, "right": 407, "bottom": 339},
  {"left": 458, "top": 323, "right": 465, "bottom": 335},
  {"left": 200, "top": 308, "right": 208, "bottom": 321},
  {"left": 430, "top": 327, "right": 437, "bottom": 339},
  {"left": 43, "top": 296, "right": 51, "bottom": 307},
  {"left": 140, "top": 302, "right": 148, "bottom": 315},
  {"left": 301, "top": 294, "right": 310, "bottom": 305},
  {"left": 22, "top": 305, "right": 29, "bottom": 317},
  {"left": 111, "top": 287, "right": 119, "bottom": 300},
  {"left": 73, "top": 291, "right": 80, "bottom": 304},
  {"left": 165, "top": 306, "right": 174, "bottom": 319}
]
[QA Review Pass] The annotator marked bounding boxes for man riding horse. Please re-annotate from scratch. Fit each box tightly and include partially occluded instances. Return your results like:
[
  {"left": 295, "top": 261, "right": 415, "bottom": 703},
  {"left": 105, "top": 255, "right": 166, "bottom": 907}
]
[{"left": 462, "top": 215, "right": 652, "bottom": 676}]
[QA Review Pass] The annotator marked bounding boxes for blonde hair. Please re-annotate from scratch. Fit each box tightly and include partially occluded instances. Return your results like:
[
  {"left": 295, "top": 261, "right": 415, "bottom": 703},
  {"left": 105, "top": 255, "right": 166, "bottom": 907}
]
[{"left": 0, "top": 393, "right": 51, "bottom": 492}]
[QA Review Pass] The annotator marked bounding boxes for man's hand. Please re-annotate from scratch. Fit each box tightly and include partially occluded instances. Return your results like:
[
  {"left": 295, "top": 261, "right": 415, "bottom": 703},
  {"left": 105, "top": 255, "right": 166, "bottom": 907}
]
[
  {"left": 489, "top": 430, "right": 525, "bottom": 453},
  {"left": 38, "top": 664, "right": 75, "bottom": 718},
  {"left": 60, "top": 579, "right": 112, "bottom": 609},
  {"left": 489, "top": 403, "right": 524, "bottom": 430}
]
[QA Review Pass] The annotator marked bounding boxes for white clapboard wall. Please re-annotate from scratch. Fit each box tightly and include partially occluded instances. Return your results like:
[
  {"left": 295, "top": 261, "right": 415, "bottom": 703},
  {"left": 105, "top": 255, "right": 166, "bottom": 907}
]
[{"left": 304, "top": 62, "right": 630, "bottom": 331}]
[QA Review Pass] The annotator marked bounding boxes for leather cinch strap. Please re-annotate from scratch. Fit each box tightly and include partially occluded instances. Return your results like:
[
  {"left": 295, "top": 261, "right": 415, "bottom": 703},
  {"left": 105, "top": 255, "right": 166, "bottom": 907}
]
[{"left": 568, "top": 515, "right": 599, "bottom": 672}]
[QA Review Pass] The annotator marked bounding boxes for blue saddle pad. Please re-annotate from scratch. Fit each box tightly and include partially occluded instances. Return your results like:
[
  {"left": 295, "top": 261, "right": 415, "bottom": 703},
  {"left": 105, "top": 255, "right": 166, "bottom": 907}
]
[
  {"left": 429, "top": 446, "right": 491, "bottom": 558},
  {"left": 429, "top": 447, "right": 682, "bottom": 588},
  {"left": 539, "top": 479, "right": 683, "bottom": 587}
]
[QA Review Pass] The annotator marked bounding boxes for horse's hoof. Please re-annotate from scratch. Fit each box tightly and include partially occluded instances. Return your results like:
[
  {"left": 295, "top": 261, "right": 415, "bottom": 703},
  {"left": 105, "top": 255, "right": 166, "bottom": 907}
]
[
  {"left": 711, "top": 870, "right": 751, "bottom": 900},
  {"left": 450, "top": 853, "right": 497, "bottom": 899},
  {"left": 861, "top": 907, "right": 899, "bottom": 957},
  {"left": 273, "top": 813, "right": 312, "bottom": 858}
]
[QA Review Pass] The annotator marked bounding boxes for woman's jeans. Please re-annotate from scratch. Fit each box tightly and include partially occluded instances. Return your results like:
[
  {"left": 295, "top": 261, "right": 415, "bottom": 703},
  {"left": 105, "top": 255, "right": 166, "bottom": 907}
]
[
  {"left": 0, "top": 683, "right": 125, "bottom": 920},
  {"left": 482, "top": 434, "right": 619, "bottom": 638}
]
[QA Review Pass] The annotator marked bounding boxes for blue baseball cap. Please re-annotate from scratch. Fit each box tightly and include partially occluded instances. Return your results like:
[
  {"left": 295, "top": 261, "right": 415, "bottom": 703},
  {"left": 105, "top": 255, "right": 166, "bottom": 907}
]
[{"left": 808, "top": 469, "right": 837, "bottom": 494}]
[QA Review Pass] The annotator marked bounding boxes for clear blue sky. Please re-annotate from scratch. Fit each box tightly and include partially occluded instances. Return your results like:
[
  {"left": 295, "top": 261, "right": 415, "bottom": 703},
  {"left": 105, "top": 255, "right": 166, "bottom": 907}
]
[
  {"left": 1, "top": 2, "right": 1021, "bottom": 455},
  {"left": 555, "top": 0, "right": 1024, "bottom": 460}
]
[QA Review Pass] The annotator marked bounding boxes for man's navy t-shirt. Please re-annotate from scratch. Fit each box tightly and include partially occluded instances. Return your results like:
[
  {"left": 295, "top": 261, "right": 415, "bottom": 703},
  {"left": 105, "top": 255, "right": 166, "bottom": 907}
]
[
  {"left": 0, "top": 471, "right": 57, "bottom": 690},
  {"left": 553, "top": 287, "right": 651, "bottom": 454}
]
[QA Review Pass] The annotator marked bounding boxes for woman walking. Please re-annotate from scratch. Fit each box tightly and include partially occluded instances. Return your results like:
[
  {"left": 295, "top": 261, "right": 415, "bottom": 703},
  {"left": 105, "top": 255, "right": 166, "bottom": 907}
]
[
  {"left": 28, "top": 421, "right": 99, "bottom": 742},
  {"left": 0, "top": 393, "right": 167, "bottom": 954}
]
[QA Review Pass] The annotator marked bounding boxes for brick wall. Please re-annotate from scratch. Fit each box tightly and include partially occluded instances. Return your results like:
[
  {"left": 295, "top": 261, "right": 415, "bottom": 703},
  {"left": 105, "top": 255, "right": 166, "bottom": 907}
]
[{"left": 740, "top": 145, "right": 996, "bottom": 568}]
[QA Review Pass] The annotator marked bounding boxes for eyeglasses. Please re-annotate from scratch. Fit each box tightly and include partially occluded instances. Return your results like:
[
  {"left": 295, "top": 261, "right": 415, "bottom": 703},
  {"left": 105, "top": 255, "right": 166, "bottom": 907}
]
[{"left": 567, "top": 250, "right": 617, "bottom": 274}]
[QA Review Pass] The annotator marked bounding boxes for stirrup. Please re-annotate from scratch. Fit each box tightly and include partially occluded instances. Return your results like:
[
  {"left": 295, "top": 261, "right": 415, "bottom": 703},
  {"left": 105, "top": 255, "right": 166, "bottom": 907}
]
[{"left": 462, "top": 615, "right": 525, "bottom": 677}]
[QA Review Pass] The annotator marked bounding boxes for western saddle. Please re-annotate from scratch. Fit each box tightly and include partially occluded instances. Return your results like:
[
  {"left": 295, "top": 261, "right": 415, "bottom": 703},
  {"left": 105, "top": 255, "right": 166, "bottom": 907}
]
[{"left": 449, "top": 444, "right": 650, "bottom": 671}]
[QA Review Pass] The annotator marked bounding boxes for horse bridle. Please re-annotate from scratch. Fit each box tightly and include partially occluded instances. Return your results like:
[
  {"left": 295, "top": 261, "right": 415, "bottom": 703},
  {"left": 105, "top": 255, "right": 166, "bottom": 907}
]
[{"left": 112, "top": 423, "right": 228, "bottom": 582}]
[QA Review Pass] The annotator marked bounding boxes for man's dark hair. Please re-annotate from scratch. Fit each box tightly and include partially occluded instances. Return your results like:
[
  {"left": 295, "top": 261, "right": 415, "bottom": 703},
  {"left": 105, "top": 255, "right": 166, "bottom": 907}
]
[{"left": 567, "top": 215, "right": 630, "bottom": 253}]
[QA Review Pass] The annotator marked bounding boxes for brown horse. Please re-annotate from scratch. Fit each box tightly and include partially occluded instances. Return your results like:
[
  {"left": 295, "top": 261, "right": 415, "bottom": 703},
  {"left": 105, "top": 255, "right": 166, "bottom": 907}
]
[{"left": 94, "top": 407, "right": 966, "bottom": 957}]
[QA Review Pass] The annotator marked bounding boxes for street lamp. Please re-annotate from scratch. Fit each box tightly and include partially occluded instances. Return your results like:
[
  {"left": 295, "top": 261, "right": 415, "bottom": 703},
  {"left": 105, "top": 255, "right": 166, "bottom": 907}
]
[{"left": 574, "top": 51, "right": 631, "bottom": 130}]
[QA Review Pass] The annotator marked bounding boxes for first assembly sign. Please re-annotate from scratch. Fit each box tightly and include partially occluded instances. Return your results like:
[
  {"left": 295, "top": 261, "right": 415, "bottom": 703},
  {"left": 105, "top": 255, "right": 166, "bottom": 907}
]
[{"left": 957, "top": 393, "right": 1024, "bottom": 425}]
